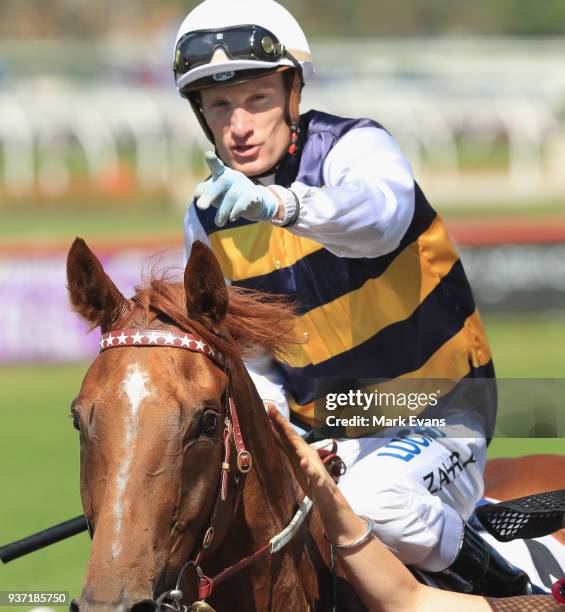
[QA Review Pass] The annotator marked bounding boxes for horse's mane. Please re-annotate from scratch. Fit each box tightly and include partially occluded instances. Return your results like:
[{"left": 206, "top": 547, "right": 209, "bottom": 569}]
[{"left": 128, "top": 277, "right": 297, "bottom": 361}]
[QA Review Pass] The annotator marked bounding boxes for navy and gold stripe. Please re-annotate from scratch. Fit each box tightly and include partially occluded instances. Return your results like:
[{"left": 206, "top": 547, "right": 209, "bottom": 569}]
[
  {"left": 279, "top": 215, "right": 461, "bottom": 369},
  {"left": 280, "top": 257, "right": 479, "bottom": 390}
]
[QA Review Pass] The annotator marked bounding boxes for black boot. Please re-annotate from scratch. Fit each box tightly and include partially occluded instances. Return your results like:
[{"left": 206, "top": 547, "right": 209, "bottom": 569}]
[{"left": 436, "top": 522, "right": 534, "bottom": 596}]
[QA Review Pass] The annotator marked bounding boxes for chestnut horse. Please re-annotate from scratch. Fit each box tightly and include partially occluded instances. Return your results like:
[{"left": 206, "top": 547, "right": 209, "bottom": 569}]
[
  {"left": 66, "top": 237, "right": 564, "bottom": 610},
  {"left": 66, "top": 238, "right": 351, "bottom": 612}
]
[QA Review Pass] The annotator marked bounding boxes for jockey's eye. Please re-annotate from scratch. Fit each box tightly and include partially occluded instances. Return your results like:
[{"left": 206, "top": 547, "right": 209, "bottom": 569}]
[{"left": 201, "top": 410, "right": 218, "bottom": 436}]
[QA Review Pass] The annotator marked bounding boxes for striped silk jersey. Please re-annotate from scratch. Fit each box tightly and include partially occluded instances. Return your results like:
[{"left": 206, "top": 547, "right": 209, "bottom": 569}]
[{"left": 188, "top": 110, "right": 496, "bottom": 436}]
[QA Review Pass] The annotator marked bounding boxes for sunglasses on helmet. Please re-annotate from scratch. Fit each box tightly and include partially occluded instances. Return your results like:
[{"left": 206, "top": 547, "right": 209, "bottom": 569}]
[{"left": 174, "top": 25, "right": 286, "bottom": 77}]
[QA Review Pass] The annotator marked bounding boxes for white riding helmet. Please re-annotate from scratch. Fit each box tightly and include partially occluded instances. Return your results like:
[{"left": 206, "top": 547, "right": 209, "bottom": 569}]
[
  {"left": 174, "top": 0, "right": 314, "bottom": 93},
  {"left": 173, "top": 0, "right": 314, "bottom": 148}
]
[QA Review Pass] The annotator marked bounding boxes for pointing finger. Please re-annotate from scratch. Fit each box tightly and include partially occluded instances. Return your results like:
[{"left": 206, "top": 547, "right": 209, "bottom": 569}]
[{"left": 204, "top": 151, "right": 225, "bottom": 179}]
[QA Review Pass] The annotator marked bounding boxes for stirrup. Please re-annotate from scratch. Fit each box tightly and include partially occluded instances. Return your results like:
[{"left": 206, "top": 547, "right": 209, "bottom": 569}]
[
  {"left": 476, "top": 489, "right": 565, "bottom": 542},
  {"left": 436, "top": 522, "right": 534, "bottom": 597}
]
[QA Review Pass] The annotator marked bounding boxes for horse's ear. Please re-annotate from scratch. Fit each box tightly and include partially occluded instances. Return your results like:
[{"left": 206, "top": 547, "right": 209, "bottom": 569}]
[
  {"left": 184, "top": 241, "right": 228, "bottom": 327},
  {"left": 67, "top": 238, "right": 126, "bottom": 330}
]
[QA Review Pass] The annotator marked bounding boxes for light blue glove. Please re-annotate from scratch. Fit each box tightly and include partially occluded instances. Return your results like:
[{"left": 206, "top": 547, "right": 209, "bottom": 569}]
[{"left": 194, "top": 151, "right": 278, "bottom": 227}]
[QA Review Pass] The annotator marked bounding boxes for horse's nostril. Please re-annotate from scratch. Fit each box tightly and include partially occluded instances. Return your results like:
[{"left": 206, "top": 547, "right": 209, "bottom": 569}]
[
  {"left": 69, "top": 599, "right": 80, "bottom": 612},
  {"left": 131, "top": 599, "right": 158, "bottom": 612}
]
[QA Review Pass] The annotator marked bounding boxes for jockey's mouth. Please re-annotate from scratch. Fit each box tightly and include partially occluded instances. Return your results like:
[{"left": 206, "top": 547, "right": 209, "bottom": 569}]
[{"left": 231, "top": 143, "right": 261, "bottom": 157}]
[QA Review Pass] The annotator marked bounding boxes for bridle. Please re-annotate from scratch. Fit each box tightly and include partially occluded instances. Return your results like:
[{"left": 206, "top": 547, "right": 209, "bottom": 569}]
[{"left": 99, "top": 327, "right": 314, "bottom": 612}]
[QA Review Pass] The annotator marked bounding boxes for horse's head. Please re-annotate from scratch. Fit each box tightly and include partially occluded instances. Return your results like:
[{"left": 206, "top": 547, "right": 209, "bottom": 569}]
[{"left": 66, "top": 239, "right": 295, "bottom": 611}]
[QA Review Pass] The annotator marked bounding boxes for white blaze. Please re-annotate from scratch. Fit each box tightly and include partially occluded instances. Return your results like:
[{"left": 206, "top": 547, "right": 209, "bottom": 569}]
[{"left": 112, "top": 363, "right": 151, "bottom": 558}]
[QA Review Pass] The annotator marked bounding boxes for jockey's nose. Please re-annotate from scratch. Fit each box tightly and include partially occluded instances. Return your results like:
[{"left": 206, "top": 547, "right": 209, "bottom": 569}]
[
  {"left": 69, "top": 597, "right": 157, "bottom": 611},
  {"left": 230, "top": 107, "right": 253, "bottom": 140}
]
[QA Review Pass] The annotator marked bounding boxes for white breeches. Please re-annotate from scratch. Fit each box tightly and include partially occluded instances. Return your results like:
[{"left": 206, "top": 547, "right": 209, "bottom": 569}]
[{"left": 329, "top": 420, "right": 486, "bottom": 571}]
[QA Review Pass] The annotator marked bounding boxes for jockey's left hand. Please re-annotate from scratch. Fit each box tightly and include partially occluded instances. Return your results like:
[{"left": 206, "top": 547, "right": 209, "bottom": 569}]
[{"left": 194, "top": 151, "right": 279, "bottom": 227}]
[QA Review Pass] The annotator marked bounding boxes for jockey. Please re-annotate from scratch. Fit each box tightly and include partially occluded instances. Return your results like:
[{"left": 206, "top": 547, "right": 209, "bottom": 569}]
[{"left": 174, "top": 0, "right": 527, "bottom": 595}]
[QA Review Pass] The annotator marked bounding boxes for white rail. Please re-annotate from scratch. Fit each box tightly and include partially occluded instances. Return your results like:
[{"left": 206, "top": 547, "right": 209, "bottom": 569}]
[{"left": 1, "top": 37, "right": 565, "bottom": 207}]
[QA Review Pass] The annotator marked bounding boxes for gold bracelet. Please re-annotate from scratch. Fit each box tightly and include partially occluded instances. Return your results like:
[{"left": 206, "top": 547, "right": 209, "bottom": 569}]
[{"left": 331, "top": 515, "right": 375, "bottom": 550}]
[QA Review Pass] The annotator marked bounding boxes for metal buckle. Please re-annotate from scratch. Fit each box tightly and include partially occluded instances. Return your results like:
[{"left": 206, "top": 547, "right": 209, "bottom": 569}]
[
  {"left": 236, "top": 450, "right": 253, "bottom": 473},
  {"left": 202, "top": 527, "right": 214, "bottom": 549}
]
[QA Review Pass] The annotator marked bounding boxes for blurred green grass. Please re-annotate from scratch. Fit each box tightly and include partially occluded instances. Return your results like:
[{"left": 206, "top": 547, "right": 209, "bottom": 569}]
[
  {"left": 485, "top": 311, "right": 565, "bottom": 457},
  {"left": 486, "top": 311, "right": 565, "bottom": 378},
  {"left": 0, "top": 314, "right": 564, "bottom": 606},
  {"left": 0, "top": 363, "right": 89, "bottom": 609}
]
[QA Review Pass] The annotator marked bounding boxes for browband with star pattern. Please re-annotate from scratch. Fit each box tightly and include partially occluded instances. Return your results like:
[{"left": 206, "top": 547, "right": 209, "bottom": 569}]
[{"left": 99, "top": 328, "right": 216, "bottom": 360}]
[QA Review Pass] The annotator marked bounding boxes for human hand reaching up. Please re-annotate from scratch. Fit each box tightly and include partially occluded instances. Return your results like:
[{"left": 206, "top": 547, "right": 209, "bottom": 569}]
[
  {"left": 266, "top": 403, "right": 370, "bottom": 547},
  {"left": 265, "top": 402, "right": 336, "bottom": 503}
]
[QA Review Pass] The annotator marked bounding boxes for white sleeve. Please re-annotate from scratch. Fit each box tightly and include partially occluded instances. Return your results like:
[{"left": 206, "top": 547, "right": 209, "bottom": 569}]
[
  {"left": 183, "top": 201, "right": 211, "bottom": 265},
  {"left": 244, "top": 353, "right": 290, "bottom": 420},
  {"left": 286, "top": 127, "right": 416, "bottom": 258}
]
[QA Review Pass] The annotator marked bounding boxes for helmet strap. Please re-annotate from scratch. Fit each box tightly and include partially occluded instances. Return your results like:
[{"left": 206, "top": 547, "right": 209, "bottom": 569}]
[
  {"left": 187, "top": 93, "right": 215, "bottom": 144},
  {"left": 284, "top": 51, "right": 303, "bottom": 156}
]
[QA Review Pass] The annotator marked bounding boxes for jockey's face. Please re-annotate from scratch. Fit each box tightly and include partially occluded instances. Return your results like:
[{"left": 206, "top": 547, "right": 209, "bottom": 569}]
[{"left": 200, "top": 72, "right": 290, "bottom": 176}]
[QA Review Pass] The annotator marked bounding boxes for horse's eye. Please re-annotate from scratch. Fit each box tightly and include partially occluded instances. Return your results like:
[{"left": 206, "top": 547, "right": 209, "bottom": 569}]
[{"left": 201, "top": 410, "right": 218, "bottom": 436}]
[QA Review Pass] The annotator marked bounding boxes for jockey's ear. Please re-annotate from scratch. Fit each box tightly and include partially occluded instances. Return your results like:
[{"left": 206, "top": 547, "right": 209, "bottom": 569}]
[
  {"left": 184, "top": 241, "right": 228, "bottom": 328},
  {"left": 67, "top": 237, "right": 127, "bottom": 331}
]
